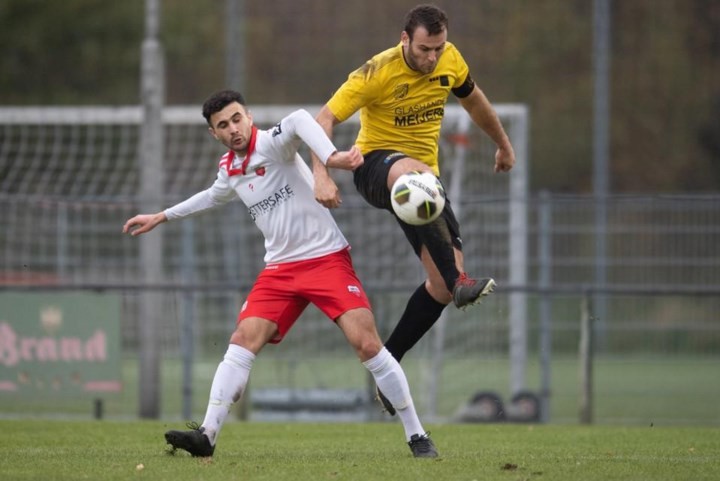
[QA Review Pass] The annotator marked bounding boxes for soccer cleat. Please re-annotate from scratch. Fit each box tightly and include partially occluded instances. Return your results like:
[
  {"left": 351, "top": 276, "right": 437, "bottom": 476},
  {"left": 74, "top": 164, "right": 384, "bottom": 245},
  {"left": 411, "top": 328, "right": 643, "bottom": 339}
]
[
  {"left": 375, "top": 386, "right": 396, "bottom": 416},
  {"left": 452, "top": 274, "right": 496, "bottom": 310},
  {"left": 165, "top": 422, "right": 215, "bottom": 457},
  {"left": 408, "top": 432, "right": 439, "bottom": 458}
]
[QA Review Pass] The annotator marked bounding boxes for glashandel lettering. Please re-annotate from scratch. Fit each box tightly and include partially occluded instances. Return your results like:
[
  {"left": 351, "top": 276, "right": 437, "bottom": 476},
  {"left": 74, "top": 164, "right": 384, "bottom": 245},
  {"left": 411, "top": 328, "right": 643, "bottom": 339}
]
[
  {"left": 394, "top": 98, "right": 445, "bottom": 116},
  {"left": 394, "top": 107, "right": 445, "bottom": 127},
  {"left": 248, "top": 184, "right": 294, "bottom": 221}
]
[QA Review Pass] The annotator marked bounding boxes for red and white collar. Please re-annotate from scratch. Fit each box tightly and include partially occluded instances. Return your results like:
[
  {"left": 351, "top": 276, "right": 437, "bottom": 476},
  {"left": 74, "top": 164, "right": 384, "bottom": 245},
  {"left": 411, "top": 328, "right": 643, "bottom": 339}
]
[{"left": 223, "top": 126, "right": 258, "bottom": 177}]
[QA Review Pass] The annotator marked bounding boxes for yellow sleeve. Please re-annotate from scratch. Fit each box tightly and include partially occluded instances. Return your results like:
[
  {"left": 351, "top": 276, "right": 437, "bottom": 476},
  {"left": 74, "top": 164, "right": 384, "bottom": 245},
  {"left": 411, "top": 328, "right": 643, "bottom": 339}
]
[
  {"left": 449, "top": 45, "right": 471, "bottom": 88},
  {"left": 326, "top": 66, "right": 377, "bottom": 122}
]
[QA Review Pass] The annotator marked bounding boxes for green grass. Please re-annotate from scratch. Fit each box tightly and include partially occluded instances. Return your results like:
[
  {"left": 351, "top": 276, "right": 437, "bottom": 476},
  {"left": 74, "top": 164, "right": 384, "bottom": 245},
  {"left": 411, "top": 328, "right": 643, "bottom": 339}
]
[{"left": 1, "top": 420, "right": 719, "bottom": 481}]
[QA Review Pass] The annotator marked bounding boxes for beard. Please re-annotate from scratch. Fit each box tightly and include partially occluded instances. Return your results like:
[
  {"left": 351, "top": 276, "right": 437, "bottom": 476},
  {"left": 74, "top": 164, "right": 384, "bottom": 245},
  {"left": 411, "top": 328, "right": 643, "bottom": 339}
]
[{"left": 405, "top": 49, "right": 437, "bottom": 75}]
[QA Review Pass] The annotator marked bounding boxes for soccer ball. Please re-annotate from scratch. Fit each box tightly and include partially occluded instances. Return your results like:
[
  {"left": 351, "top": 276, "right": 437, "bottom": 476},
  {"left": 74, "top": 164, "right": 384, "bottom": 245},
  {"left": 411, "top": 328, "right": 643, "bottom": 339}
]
[{"left": 390, "top": 171, "right": 446, "bottom": 225}]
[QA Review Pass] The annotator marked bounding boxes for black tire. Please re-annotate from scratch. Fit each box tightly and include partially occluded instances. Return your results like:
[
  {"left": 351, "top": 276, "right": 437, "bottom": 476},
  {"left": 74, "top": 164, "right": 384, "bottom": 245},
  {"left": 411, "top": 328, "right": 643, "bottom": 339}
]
[
  {"left": 507, "top": 390, "right": 541, "bottom": 422},
  {"left": 465, "top": 391, "right": 506, "bottom": 422}
]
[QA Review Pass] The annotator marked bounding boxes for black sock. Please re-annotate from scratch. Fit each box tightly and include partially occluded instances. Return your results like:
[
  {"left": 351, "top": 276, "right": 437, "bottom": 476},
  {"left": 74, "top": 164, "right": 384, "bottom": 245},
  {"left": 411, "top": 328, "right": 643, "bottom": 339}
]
[
  {"left": 415, "top": 218, "right": 459, "bottom": 292},
  {"left": 385, "top": 283, "right": 447, "bottom": 362}
]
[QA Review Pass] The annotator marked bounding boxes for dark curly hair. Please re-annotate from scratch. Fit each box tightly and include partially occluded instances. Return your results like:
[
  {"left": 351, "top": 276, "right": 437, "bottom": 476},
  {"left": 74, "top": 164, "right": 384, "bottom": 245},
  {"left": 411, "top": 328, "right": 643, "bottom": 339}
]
[{"left": 202, "top": 90, "right": 246, "bottom": 125}]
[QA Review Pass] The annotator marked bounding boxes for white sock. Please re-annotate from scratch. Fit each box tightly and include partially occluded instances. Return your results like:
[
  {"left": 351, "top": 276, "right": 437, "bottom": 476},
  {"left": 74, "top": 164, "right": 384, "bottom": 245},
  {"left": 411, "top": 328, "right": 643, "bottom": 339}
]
[
  {"left": 362, "top": 347, "right": 425, "bottom": 441},
  {"left": 201, "top": 344, "right": 255, "bottom": 445}
]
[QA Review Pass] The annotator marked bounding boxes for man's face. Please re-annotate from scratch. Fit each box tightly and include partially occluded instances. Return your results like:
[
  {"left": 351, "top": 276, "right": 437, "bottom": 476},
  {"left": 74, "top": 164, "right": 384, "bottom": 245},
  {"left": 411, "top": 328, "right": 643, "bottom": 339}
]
[
  {"left": 208, "top": 101, "right": 254, "bottom": 153},
  {"left": 402, "top": 26, "right": 447, "bottom": 75}
]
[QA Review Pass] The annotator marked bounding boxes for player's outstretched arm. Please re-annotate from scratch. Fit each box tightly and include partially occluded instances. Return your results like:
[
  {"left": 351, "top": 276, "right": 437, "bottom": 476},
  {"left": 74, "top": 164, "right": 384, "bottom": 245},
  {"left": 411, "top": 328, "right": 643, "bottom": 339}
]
[
  {"left": 459, "top": 86, "right": 516, "bottom": 173},
  {"left": 122, "top": 212, "right": 167, "bottom": 236}
]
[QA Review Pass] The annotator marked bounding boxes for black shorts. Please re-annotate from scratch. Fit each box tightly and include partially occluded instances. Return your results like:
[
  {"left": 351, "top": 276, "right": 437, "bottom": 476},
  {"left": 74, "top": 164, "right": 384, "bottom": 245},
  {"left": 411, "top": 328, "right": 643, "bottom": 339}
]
[{"left": 353, "top": 149, "right": 463, "bottom": 257}]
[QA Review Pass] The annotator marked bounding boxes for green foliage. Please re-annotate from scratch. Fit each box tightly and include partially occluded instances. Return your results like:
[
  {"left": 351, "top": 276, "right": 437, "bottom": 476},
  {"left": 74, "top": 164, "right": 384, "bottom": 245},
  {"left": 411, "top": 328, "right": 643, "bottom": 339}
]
[
  {"left": 0, "top": 420, "right": 718, "bottom": 481},
  {"left": 0, "top": 0, "right": 143, "bottom": 104},
  {"left": 1, "top": 0, "right": 719, "bottom": 191}
]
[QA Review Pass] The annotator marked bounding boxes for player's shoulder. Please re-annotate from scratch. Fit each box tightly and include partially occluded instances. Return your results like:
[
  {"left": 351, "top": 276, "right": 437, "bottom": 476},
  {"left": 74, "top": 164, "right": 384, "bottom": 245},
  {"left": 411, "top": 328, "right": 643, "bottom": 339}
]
[
  {"left": 218, "top": 150, "right": 233, "bottom": 170},
  {"left": 352, "top": 44, "right": 404, "bottom": 80},
  {"left": 445, "top": 40, "right": 460, "bottom": 52},
  {"left": 437, "top": 41, "right": 469, "bottom": 75},
  {"left": 370, "top": 44, "right": 403, "bottom": 69},
  {"left": 442, "top": 41, "right": 464, "bottom": 61}
]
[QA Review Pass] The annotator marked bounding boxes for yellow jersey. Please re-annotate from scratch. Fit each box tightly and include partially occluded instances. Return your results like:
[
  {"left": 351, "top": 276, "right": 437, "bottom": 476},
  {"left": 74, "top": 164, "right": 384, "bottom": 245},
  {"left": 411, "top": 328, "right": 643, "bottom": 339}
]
[{"left": 326, "top": 41, "right": 471, "bottom": 175}]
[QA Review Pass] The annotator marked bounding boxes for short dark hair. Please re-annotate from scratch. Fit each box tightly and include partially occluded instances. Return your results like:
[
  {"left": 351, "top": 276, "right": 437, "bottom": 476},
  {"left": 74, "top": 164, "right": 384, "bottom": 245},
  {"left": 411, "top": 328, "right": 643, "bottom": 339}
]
[
  {"left": 202, "top": 90, "right": 246, "bottom": 125},
  {"left": 404, "top": 4, "right": 448, "bottom": 40}
]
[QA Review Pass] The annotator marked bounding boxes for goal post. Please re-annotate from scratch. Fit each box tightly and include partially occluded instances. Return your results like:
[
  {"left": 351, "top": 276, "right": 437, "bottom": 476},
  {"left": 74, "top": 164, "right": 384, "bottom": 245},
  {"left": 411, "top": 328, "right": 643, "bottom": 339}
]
[{"left": 429, "top": 104, "right": 530, "bottom": 416}]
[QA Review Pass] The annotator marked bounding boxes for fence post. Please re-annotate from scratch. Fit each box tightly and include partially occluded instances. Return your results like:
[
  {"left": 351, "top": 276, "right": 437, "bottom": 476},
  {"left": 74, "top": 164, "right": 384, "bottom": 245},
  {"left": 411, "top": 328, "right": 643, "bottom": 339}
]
[
  {"left": 181, "top": 219, "right": 196, "bottom": 420},
  {"left": 538, "top": 191, "right": 553, "bottom": 422},
  {"left": 138, "top": 0, "right": 165, "bottom": 419},
  {"left": 579, "top": 291, "right": 594, "bottom": 424}
]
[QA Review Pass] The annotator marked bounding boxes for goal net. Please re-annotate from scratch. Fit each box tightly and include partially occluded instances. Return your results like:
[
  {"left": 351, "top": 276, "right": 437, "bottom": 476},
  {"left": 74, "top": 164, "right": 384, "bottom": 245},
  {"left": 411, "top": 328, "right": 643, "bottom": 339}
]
[{"left": 0, "top": 104, "right": 529, "bottom": 420}]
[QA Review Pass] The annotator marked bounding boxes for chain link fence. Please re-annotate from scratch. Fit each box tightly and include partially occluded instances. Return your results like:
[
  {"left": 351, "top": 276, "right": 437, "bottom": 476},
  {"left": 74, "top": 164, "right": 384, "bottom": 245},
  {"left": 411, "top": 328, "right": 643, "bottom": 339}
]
[{"left": 1, "top": 106, "right": 718, "bottom": 425}]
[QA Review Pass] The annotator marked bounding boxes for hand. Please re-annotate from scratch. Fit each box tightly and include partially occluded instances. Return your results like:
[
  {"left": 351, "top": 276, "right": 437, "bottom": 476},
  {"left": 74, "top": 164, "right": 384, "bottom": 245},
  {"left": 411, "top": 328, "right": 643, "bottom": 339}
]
[
  {"left": 326, "top": 145, "right": 363, "bottom": 171},
  {"left": 122, "top": 213, "right": 166, "bottom": 236},
  {"left": 313, "top": 173, "right": 342, "bottom": 209},
  {"left": 494, "top": 144, "right": 515, "bottom": 173}
]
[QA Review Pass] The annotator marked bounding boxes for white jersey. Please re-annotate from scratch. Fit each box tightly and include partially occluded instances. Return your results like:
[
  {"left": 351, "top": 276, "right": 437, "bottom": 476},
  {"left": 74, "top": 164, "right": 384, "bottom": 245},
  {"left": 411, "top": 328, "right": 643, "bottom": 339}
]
[{"left": 164, "top": 109, "right": 349, "bottom": 264}]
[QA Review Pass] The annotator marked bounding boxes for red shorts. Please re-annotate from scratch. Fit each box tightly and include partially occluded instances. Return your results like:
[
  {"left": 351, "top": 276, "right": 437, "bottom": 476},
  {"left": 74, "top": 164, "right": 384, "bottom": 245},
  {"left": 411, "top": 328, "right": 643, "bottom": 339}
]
[{"left": 238, "top": 248, "right": 371, "bottom": 343}]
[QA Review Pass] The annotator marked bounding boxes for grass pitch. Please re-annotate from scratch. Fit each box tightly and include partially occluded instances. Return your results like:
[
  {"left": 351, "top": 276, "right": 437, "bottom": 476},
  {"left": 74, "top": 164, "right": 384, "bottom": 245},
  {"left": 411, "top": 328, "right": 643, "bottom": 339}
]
[{"left": 1, "top": 420, "right": 718, "bottom": 481}]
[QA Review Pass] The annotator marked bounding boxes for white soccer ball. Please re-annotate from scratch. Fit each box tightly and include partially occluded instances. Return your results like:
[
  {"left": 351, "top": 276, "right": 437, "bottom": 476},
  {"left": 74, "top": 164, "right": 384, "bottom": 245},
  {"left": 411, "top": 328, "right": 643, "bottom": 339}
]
[{"left": 390, "top": 171, "right": 446, "bottom": 225}]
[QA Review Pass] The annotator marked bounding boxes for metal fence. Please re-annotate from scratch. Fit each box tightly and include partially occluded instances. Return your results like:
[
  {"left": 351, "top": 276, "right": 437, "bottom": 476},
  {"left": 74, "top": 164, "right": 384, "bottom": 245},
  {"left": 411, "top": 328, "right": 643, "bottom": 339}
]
[
  {"left": 2, "top": 193, "right": 718, "bottom": 424},
  {"left": 1, "top": 106, "right": 718, "bottom": 425}
]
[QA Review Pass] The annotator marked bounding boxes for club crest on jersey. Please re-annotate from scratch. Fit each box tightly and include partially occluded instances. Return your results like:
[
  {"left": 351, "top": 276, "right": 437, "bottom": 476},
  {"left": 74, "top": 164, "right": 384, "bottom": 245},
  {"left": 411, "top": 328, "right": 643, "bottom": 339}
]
[
  {"left": 271, "top": 123, "right": 282, "bottom": 137},
  {"left": 393, "top": 83, "right": 409, "bottom": 99},
  {"left": 347, "top": 285, "right": 361, "bottom": 297},
  {"left": 255, "top": 167, "right": 266, "bottom": 176}
]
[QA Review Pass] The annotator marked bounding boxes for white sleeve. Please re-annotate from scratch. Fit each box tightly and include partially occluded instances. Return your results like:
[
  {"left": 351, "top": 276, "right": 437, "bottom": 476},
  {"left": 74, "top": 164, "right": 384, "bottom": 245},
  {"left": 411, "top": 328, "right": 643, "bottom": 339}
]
[
  {"left": 282, "top": 109, "right": 337, "bottom": 164},
  {"left": 164, "top": 172, "right": 237, "bottom": 220}
]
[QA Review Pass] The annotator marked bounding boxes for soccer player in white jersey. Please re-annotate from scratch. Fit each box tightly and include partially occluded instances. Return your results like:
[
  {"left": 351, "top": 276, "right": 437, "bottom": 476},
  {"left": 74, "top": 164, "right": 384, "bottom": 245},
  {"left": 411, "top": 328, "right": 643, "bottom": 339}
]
[{"left": 122, "top": 90, "right": 438, "bottom": 459}]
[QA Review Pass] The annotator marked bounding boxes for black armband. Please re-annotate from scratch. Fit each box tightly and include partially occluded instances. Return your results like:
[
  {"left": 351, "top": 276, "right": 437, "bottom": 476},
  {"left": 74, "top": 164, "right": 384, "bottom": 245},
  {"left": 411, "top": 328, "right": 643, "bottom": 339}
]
[{"left": 451, "top": 74, "right": 475, "bottom": 98}]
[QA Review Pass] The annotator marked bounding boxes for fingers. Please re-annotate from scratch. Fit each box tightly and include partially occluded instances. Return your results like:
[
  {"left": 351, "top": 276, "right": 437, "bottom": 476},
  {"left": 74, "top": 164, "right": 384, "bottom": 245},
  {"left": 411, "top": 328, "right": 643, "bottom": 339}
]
[
  {"left": 315, "top": 195, "right": 342, "bottom": 209},
  {"left": 122, "top": 218, "right": 137, "bottom": 234},
  {"left": 327, "top": 146, "right": 364, "bottom": 170},
  {"left": 495, "top": 162, "right": 512, "bottom": 173},
  {"left": 122, "top": 216, "right": 146, "bottom": 236},
  {"left": 350, "top": 146, "right": 364, "bottom": 168},
  {"left": 494, "top": 149, "right": 515, "bottom": 173}
]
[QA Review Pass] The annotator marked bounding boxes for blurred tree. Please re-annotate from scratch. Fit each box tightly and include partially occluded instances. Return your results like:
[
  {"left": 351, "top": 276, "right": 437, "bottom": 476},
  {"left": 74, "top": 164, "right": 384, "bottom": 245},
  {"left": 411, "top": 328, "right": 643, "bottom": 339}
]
[
  {"left": 699, "top": 96, "right": 720, "bottom": 184},
  {"left": 611, "top": 0, "right": 720, "bottom": 192},
  {"left": 0, "top": 0, "right": 718, "bottom": 193},
  {"left": 0, "top": 0, "right": 143, "bottom": 104},
  {"left": 162, "top": 0, "right": 225, "bottom": 103}
]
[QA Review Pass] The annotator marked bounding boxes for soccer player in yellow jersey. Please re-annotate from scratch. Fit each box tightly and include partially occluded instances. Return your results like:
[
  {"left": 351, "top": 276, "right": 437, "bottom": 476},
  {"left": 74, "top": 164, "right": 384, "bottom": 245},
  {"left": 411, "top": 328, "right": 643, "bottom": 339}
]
[{"left": 312, "top": 4, "right": 516, "bottom": 415}]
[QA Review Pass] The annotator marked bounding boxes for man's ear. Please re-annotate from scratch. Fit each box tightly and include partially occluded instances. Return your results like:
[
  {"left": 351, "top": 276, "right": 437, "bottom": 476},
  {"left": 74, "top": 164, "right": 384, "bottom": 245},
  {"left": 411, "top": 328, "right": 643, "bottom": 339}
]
[
  {"left": 401, "top": 30, "right": 409, "bottom": 47},
  {"left": 208, "top": 126, "right": 219, "bottom": 140}
]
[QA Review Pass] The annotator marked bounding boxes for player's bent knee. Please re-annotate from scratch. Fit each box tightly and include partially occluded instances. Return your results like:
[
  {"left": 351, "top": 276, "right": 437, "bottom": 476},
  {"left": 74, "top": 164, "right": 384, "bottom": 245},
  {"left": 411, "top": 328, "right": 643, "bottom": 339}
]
[
  {"left": 354, "top": 336, "right": 382, "bottom": 362},
  {"left": 387, "top": 157, "right": 434, "bottom": 188}
]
